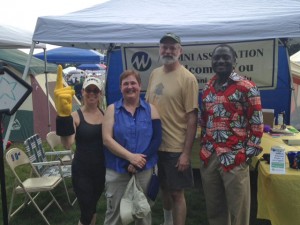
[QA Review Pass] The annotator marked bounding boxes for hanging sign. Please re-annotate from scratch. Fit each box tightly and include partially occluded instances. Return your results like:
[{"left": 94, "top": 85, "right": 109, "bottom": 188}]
[
  {"left": 0, "top": 68, "right": 32, "bottom": 115},
  {"left": 122, "top": 39, "right": 278, "bottom": 92}
]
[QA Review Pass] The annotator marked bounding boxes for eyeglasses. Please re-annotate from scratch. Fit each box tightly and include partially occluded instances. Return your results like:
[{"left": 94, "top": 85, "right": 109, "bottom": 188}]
[{"left": 85, "top": 88, "right": 100, "bottom": 94}]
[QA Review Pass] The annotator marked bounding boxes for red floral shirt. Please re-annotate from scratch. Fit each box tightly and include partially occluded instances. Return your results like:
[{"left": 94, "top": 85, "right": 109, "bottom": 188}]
[{"left": 200, "top": 72, "right": 263, "bottom": 171}]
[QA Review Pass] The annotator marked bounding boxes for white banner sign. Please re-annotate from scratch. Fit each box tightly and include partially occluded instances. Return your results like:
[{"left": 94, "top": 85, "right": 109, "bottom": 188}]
[{"left": 122, "top": 39, "right": 278, "bottom": 92}]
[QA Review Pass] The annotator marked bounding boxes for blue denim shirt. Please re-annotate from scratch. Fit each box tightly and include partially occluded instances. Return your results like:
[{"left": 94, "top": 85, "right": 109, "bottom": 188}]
[{"left": 104, "top": 98, "right": 157, "bottom": 173}]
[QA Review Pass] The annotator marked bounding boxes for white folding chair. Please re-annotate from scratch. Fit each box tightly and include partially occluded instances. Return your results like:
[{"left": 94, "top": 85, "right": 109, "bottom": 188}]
[
  {"left": 6, "top": 148, "right": 63, "bottom": 225},
  {"left": 46, "top": 131, "right": 74, "bottom": 165}
]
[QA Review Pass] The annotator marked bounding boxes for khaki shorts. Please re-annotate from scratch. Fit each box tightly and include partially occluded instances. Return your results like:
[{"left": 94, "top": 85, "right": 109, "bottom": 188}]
[{"left": 158, "top": 152, "right": 194, "bottom": 190}]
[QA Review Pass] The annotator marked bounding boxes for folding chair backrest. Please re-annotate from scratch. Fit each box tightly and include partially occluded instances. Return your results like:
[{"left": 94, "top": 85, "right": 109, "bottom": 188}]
[
  {"left": 6, "top": 147, "right": 41, "bottom": 184},
  {"left": 24, "top": 134, "right": 47, "bottom": 174},
  {"left": 46, "top": 131, "right": 74, "bottom": 165},
  {"left": 6, "top": 148, "right": 30, "bottom": 170},
  {"left": 46, "top": 131, "right": 62, "bottom": 151}
]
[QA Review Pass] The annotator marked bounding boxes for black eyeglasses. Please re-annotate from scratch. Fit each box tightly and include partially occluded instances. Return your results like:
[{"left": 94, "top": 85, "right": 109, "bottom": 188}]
[{"left": 85, "top": 88, "right": 100, "bottom": 94}]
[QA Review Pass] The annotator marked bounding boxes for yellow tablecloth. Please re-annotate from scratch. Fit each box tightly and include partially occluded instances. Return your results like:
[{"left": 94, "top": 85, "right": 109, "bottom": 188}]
[
  {"left": 252, "top": 130, "right": 300, "bottom": 167},
  {"left": 257, "top": 162, "right": 300, "bottom": 225},
  {"left": 255, "top": 129, "right": 300, "bottom": 225}
]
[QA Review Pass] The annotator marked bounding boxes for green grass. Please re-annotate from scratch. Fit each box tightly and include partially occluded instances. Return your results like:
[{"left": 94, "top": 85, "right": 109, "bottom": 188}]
[{"left": 1, "top": 140, "right": 271, "bottom": 225}]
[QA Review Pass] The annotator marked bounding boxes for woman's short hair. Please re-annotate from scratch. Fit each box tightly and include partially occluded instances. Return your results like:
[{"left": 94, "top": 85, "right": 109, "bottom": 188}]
[{"left": 119, "top": 70, "right": 141, "bottom": 85}]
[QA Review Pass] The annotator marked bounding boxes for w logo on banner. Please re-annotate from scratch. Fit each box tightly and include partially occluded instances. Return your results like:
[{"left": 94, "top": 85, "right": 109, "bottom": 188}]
[{"left": 131, "top": 51, "right": 152, "bottom": 71}]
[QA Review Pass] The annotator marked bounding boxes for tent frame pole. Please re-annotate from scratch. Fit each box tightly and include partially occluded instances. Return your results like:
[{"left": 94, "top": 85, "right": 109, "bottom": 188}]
[{"left": 42, "top": 48, "right": 52, "bottom": 132}]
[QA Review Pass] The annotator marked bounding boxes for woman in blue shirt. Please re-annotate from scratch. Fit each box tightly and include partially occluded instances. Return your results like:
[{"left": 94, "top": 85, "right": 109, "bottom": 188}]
[{"left": 102, "top": 70, "right": 162, "bottom": 225}]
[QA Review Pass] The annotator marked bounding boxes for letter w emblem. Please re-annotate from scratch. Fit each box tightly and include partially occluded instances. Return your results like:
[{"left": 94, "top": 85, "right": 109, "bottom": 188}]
[{"left": 131, "top": 51, "right": 152, "bottom": 71}]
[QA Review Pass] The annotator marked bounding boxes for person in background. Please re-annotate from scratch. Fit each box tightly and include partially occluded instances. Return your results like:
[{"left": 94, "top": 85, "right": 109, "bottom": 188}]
[
  {"left": 102, "top": 69, "right": 162, "bottom": 225},
  {"left": 146, "top": 33, "right": 198, "bottom": 225},
  {"left": 74, "top": 81, "right": 83, "bottom": 101},
  {"left": 54, "top": 66, "right": 106, "bottom": 225},
  {"left": 199, "top": 44, "right": 263, "bottom": 225}
]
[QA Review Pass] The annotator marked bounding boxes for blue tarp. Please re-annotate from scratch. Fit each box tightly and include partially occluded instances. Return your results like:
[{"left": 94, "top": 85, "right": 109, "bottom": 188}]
[{"left": 34, "top": 47, "right": 104, "bottom": 64}]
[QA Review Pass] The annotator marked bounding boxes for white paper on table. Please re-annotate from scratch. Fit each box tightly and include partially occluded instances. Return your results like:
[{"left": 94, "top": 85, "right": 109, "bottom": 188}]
[{"left": 270, "top": 146, "right": 286, "bottom": 174}]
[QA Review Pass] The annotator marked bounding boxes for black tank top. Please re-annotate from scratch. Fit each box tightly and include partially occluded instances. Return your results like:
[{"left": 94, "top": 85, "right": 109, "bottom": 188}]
[{"left": 74, "top": 109, "right": 105, "bottom": 164}]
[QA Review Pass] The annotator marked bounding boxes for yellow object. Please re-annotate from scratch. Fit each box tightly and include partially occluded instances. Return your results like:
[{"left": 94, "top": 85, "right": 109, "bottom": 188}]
[
  {"left": 257, "top": 161, "right": 300, "bottom": 225},
  {"left": 251, "top": 126, "right": 300, "bottom": 167},
  {"left": 254, "top": 126, "right": 300, "bottom": 225},
  {"left": 54, "top": 65, "right": 75, "bottom": 117}
]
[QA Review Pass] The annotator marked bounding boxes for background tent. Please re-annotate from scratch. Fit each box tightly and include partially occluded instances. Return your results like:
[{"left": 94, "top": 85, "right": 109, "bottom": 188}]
[
  {"left": 78, "top": 63, "right": 105, "bottom": 70},
  {"left": 290, "top": 51, "right": 300, "bottom": 64},
  {"left": 34, "top": 47, "right": 105, "bottom": 64},
  {"left": 1, "top": 49, "right": 56, "bottom": 141},
  {"left": 290, "top": 51, "right": 300, "bottom": 128},
  {"left": 0, "top": 25, "right": 52, "bottom": 225},
  {"left": 1, "top": 49, "right": 80, "bottom": 141},
  {"left": 0, "top": 48, "right": 56, "bottom": 75},
  {"left": 0, "top": 24, "right": 45, "bottom": 49},
  {"left": 0, "top": 24, "right": 48, "bottom": 148},
  {"left": 27, "top": 0, "right": 300, "bottom": 126}
]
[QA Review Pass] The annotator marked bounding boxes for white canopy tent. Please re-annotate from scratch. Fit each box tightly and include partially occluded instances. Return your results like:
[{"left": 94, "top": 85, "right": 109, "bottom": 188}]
[
  {"left": 15, "top": 0, "right": 300, "bottom": 133},
  {"left": 290, "top": 51, "right": 300, "bottom": 65},
  {"left": 1, "top": 24, "right": 46, "bottom": 148},
  {"left": 290, "top": 56, "right": 300, "bottom": 78},
  {"left": 0, "top": 24, "right": 45, "bottom": 49},
  {"left": 24, "top": 0, "right": 300, "bottom": 127},
  {"left": 290, "top": 52, "right": 300, "bottom": 128},
  {"left": 0, "top": 25, "right": 47, "bottom": 225},
  {"left": 31, "top": 0, "right": 300, "bottom": 49}
]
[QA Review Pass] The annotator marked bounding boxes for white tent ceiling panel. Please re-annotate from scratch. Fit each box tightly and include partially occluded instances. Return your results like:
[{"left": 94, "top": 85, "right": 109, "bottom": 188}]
[{"left": 32, "top": 0, "right": 300, "bottom": 48}]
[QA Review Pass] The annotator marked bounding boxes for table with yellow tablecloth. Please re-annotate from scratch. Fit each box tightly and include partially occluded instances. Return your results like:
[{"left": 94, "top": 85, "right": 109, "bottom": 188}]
[
  {"left": 254, "top": 129, "right": 300, "bottom": 225},
  {"left": 252, "top": 129, "right": 300, "bottom": 167}
]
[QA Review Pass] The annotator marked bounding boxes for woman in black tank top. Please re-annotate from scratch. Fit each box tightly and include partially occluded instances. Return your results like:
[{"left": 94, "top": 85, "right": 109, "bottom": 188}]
[{"left": 61, "top": 76, "right": 106, "bottom": 225}]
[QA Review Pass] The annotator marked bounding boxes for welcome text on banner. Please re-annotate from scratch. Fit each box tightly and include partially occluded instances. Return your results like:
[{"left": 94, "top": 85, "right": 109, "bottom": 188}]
[{"left": 122, "top": 39, "right": 278, "bottom": 92}]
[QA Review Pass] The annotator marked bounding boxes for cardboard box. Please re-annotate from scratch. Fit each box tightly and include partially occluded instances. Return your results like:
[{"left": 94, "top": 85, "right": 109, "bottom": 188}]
[{"left": 262, "top": 109, "right": 274, "bottom": 128}]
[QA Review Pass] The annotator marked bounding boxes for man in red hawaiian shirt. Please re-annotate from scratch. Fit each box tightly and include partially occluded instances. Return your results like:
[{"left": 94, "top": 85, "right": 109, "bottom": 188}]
[{"left": 199, "top": 44, "right": 263, "bottom": 225}]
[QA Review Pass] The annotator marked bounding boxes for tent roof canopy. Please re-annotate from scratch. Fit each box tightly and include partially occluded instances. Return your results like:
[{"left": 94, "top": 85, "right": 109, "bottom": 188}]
[
  {"left": 32, "top": 0, "right": 300, "bottom": 49},
  {"left": 34, "top": 47, "right": 104, "bottom": 64},
  {"left": 290, "top": 50, "right": 300, "bottom": 77},
  {"left": 290, "top": 51, "right": 300, "bottom": 64},
  {"left": 0, "top": 49, "right": 57, "bottom": 75},
  {"left": 0, "top": 24, "right": 45, "bottom": 49}
]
